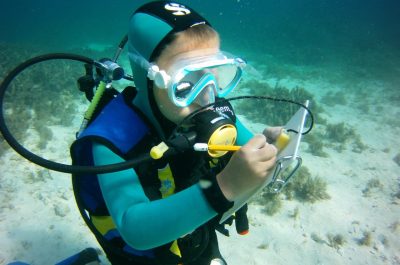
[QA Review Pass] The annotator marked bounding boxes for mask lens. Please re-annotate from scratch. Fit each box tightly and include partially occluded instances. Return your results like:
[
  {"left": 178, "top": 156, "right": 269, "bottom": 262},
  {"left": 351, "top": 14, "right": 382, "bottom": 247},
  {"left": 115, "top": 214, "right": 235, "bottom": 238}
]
[
  {"left": 214, "top": 64, "right": 239, "bottom": 91},
  {"left": 175, "top": 81, "right": 195, "bottom": 100},
  {"left": 174, "top": 70, "right": 204, "bottom": 100},
  {"left": 169, "top": 53, "right": 245, "bottom": 106},
  {"left": 173, "top": 65, "right": 240, "bottom": 105}
]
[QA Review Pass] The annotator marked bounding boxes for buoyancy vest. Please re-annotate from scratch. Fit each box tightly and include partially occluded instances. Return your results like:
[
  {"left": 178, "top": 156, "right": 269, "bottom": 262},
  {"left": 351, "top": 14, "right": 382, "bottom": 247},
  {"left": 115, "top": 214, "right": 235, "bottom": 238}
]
[{"left": 70, "top": 87, "right": 222, "bottom": 264}]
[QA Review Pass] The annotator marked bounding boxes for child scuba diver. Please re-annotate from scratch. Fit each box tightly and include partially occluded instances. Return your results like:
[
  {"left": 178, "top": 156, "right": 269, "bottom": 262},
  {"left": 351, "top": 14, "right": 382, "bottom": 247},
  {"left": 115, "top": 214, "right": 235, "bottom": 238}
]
[{"left": 70, "top": 1, "right": 280, "bottom": 265}]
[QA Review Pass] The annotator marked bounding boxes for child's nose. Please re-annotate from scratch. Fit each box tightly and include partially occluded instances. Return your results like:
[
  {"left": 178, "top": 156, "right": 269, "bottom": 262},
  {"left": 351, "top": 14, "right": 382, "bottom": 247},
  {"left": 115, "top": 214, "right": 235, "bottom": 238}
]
[{"left": 193, "top": 84, "right": 216, "bottom": 107}]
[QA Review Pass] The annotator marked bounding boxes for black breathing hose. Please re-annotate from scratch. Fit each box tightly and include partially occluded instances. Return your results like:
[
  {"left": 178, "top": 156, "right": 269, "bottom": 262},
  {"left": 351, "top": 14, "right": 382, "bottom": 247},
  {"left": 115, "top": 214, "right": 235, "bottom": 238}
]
[
  {"left": 170, "top": 96, "right": 314, "bottom": 142},
  {"left": 0, "top": 53, "right": 153, "bottom": 174}
]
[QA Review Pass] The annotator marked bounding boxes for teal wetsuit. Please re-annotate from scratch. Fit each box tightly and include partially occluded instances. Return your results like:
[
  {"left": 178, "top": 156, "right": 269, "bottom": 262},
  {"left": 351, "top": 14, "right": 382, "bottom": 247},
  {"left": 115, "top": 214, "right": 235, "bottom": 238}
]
[
  {"left": 94, "top": 118, "right": 253, "bottom": 250},
  {"left": 71, "top": 88, "right": 254, "bottom": 264}
]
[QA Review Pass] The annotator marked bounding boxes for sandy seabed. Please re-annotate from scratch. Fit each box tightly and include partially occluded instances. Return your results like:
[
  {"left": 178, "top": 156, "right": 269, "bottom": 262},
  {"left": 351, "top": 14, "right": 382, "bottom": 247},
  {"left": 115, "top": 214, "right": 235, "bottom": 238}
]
[{"left": 0, "top": 60, "right": 399, "bottom": 265}]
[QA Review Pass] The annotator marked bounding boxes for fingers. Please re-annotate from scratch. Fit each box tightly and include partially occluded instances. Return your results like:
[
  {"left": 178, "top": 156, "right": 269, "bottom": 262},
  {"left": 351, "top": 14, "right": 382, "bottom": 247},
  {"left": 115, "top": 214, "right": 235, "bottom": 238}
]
[
  {"left": 242, "top": 134, "right": 267, "bottom": 150},
  {"left": 219, "top": 134, "right": 279, "bottom": 201},
  {"left": 242, "top": 134, "right": 277, "bottom": 162},
  {"left": 263, "top": 127, "right": 283, "bottom": 143},
  {"left": 256, "top": 143, "right": 277, "bottom": 162},
  {"left": 247, "top": 154, "right": 277, "bottom": 180}
]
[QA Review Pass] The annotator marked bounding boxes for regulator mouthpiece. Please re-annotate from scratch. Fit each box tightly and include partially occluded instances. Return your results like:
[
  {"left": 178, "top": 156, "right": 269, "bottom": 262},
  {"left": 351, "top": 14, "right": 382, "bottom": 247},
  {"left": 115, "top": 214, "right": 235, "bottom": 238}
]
[{"left": 192, "top": 110, "right": 237, "bottom": 158}]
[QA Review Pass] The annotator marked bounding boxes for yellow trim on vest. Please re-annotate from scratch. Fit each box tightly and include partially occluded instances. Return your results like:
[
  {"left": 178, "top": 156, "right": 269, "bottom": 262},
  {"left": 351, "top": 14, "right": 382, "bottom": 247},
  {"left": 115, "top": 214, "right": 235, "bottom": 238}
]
[
  {"left": 169, "top": 240, "right": 182, "bottom": 258},
  {"left": 158, "top": 164, "right": 176, "bottom": 198},
  {"left": 92, "top": 164, "right": 182, "bottom": 257},
  {"left": 92, "top": 215, "right": 116, "bottom": 235},
  {"left": 209, "top": 158, "right": 219, "bottom": 168},
  {"left": 158, "top": 164, "right": 181, "bottom": 257}
]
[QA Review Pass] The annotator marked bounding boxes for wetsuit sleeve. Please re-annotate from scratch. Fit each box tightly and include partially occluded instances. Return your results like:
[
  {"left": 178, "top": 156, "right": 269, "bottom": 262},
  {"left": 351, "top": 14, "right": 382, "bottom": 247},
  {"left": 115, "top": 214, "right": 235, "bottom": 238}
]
[
  {"left": 235, "top": 117, "right": 254, "bottom": 145},
  {"left": 93, "top": 142, "right": 217, "bottom": 250}
]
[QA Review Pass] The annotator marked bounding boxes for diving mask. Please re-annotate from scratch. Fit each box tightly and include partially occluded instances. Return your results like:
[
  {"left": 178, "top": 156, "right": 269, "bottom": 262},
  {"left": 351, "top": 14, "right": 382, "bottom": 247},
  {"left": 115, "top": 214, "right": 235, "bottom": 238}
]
[{"left": 129, "top": 50, "right": 246, "bottom": 107}]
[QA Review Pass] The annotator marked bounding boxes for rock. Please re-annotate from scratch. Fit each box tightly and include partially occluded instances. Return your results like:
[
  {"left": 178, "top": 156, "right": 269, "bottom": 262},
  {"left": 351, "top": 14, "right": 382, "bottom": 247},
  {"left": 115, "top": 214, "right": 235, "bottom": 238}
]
[
  {"left": 393, "top": 153, "right": 400, "bottom": 166},
  {"left": 54, "top": 203, "right": 70, "bottom": 217}
]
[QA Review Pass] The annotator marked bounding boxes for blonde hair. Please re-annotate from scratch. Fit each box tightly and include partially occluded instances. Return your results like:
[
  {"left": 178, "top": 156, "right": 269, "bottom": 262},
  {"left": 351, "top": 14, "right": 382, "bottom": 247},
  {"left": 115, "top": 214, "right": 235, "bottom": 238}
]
[
  {"left": 174, "top": 24, "right": 220, "bottom": 50},
  {"left": 156, "top": 24, "right": 220, "bottom": 68}
]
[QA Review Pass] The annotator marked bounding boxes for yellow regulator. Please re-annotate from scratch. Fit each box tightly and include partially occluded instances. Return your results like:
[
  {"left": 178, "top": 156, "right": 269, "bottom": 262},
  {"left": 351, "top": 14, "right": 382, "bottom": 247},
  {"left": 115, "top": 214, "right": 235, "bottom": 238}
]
[{"left": 193, "top": 109, "right": 237, "bottom": 158}]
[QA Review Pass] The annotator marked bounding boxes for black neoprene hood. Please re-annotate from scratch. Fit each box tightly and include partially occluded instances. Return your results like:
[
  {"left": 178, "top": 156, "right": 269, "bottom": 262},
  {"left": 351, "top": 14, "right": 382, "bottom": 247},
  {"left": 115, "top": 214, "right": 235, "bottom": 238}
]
[{"left": 134, "top": 1, "right": 212, "bottom": 60}]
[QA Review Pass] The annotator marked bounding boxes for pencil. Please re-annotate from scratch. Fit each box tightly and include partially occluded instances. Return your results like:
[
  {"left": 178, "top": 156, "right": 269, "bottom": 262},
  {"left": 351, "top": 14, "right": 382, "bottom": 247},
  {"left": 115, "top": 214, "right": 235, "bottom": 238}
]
[
  {"left": 194, "top": 132, "right": 290, "bottom": 153},
  {"left": 207, "top": 144, "right": 241, "bottom": 151}
]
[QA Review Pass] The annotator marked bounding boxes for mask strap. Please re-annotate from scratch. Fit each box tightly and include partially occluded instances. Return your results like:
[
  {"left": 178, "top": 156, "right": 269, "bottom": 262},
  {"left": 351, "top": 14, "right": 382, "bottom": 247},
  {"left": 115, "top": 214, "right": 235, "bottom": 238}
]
[{"left": 128, "top": 48, "right": 151, "bottom": 71}]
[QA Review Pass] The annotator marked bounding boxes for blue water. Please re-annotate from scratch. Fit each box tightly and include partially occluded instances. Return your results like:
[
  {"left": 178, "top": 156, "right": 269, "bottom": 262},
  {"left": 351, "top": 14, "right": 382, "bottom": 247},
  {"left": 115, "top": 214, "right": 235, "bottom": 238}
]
[
  {"left": 1, "top": 0, "right": 399, "bottom": 61},
  {"left": 1, "top": 0, "right": 399, "bottom": 82},
  {"left": 1, "top": 1, "right": 399, "bottom": 265}
]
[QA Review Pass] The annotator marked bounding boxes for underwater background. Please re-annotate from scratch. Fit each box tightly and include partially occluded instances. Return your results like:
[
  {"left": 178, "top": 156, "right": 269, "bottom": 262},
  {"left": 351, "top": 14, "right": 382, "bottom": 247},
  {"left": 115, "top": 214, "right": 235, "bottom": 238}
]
[{"left": 1, "top": 0, "right": 399, "bottom": 264}]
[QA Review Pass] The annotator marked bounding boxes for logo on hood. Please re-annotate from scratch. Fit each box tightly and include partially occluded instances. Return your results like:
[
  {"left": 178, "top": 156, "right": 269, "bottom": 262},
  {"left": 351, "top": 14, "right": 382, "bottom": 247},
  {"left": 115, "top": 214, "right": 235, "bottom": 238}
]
[{"left": 164, "top": 3, "right": 191, "bottom": 16}]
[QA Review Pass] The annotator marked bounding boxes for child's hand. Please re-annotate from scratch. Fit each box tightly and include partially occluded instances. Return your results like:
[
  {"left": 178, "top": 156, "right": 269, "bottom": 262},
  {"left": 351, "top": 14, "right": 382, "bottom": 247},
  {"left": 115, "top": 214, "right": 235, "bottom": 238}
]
[
  {"left": 263, "top": 127, "right": 284, "bottom": 144},
  {"left": 217, "top": 134, "right": 277, "bottom": 201}
]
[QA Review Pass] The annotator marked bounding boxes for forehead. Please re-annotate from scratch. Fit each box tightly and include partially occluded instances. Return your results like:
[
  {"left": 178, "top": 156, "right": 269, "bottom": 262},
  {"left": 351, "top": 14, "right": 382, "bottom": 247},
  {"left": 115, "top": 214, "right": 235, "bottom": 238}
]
[{"left": 157, "top": 33, "right": 220, "bottom": 69}]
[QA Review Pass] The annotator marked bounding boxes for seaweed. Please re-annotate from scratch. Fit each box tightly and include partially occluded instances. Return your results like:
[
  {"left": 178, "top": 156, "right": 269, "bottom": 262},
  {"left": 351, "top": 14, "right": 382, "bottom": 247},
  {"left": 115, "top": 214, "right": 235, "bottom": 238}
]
[
  {"left": 257, "top": 243, "right": 269, "bottom": 250},
  {"left": 0, "top": 137, "right": 9, "bottom": 157},
  {"left": 380, "top": 235, "right": 389, "bottom": 247},
  {"left": 393, "top": 153, "right": 400, "bottom": 167},
  {"left": 352, "top": 137, "right": 368, "bottom": 153},
  {"left": 295, "top": 113, "right": 367, "bottom": 156},
  {"left": 355, "top": 100, "right": 370, "bottom": 114},
  {"left": 362, "top": 178, "right": 383, "bottom": 197},
  {"left": 303, "top": 131, "right": 329, "bottom": 157},
  {"left": 236, "top": 81, "right": 321, "bottom": 127},
  {"left": 389, "top": 221, "right": 400, "bottom": 233},
  {"left": 35, "top": 125, "right": 53, "bottom": 149},
  {"left": 295, "top": 175, "right": 330, "bottom": 202},
  {"left": 1, "top": 43, "right": 85, "bottom": 154},
  {"left": 325, "top": 122, "right": 356, "bottom": 144},
  {"left": 284, "top": 166, "right": 331, "bottom": 203},
  {"left": 312, "top": 232, "right": 347, "bottom": 249},
  {"left": 357, "top": 231, "right": 373, "bottom": 246},
  {"left": 3, "top": 103, "right": 32, "bottom": 143},
  {"left": 326, "top": 233, "right": 346, "bottom": 250},
  {"left": 24, "top": 169, "right": 53, "bottom": 184},
  {"left": 258, "top": 191, "right": 283, "bottom": 216},
  {"left": 382, "top": 147, "right": 390, "bottom": 153},
  {"left": 393, "top": 189, "right": 400, "bottom": 201},
  {"left": 324, "top": 122, "right": 366, "bottom": 153},
  {"left": 321, "top": 91, "right": 347, "bottom": 106},
  {"left": 289, "top": 207, "right": 300, "bottom": 220},
  {"left": 21, "top": 240, "right": 33, "bottom": 251},
  {"left": 62, "top": 102, "right": 78, "bottom": 127},
  {"left": 310, "top": 233, "right": 326, "bottom": 244}
]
